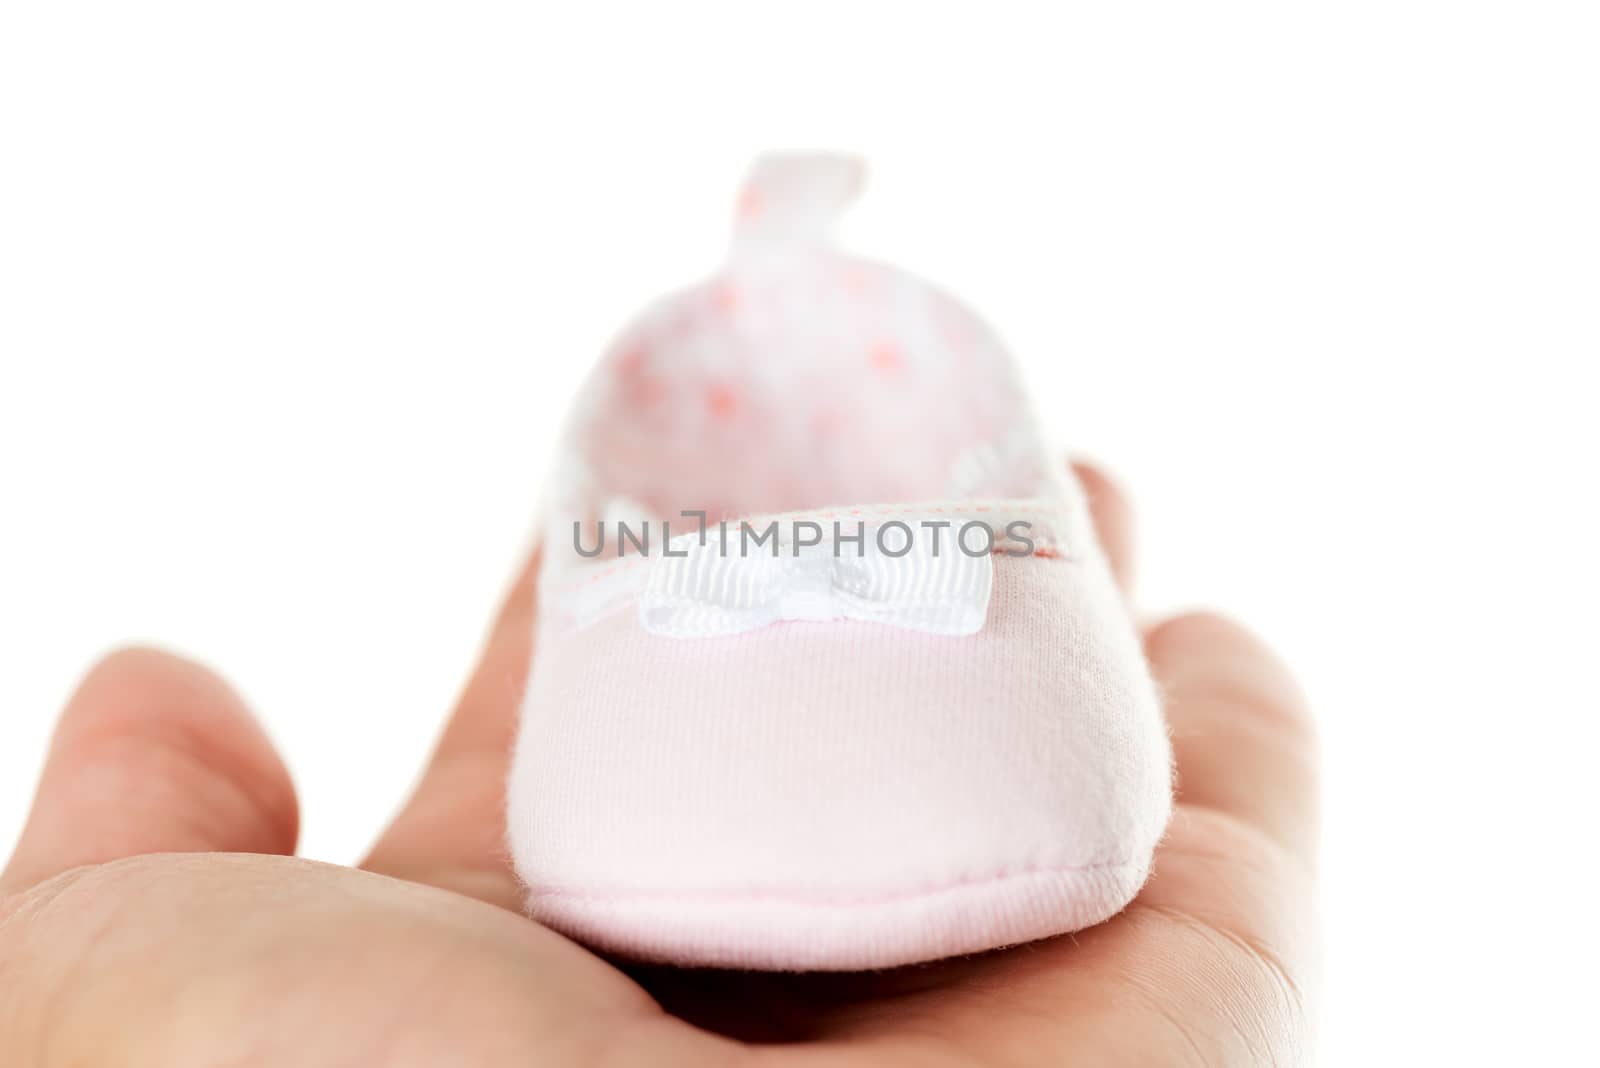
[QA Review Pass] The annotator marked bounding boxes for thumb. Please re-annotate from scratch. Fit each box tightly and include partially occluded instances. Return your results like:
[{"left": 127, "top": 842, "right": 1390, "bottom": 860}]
[{"left": 1, "top": 647, "right": 298, "bottom": 893}]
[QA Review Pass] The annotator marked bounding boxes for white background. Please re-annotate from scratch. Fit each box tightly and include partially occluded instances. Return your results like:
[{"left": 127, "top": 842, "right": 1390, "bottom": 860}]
[{"left": 2, "top": 3, "right": 1596, "bottom": 1063}]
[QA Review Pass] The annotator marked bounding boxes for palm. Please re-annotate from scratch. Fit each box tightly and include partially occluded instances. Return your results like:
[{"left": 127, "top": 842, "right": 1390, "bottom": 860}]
[{"left": 1, "top": 466, "right": 1318, "bottom": 1065}]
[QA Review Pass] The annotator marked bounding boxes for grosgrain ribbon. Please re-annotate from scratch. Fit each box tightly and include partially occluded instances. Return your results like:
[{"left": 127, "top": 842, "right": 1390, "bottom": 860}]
[{"left": 639, "top": 527, "right": 994, "bottom": 639}]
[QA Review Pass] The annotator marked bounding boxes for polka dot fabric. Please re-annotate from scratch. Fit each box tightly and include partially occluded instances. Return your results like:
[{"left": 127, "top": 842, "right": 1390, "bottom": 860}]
[{"left": 555, "top": 154, "right": 1053, "bottom": 528}]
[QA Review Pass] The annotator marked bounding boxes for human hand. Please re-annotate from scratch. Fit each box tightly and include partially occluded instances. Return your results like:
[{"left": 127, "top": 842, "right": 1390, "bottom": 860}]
[{"left": 0, "top": 463, "right": 1318, "bottom": 1065}]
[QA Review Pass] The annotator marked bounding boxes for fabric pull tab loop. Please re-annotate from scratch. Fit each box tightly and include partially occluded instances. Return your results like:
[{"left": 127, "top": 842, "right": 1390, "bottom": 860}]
[{"left": 731, "top": 153, "right": 864, "bottom": 256}]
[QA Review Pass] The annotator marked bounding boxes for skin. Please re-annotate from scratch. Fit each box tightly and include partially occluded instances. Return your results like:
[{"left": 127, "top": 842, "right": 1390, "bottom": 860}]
[{"left": 0, "top": 464, "right": 1319, "bottom": 1065}]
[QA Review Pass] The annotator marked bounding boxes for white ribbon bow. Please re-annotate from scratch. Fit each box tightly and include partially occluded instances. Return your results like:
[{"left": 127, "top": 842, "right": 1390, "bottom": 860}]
[{"left": 639, "top": 527, "right": 994, "bottom": 639}]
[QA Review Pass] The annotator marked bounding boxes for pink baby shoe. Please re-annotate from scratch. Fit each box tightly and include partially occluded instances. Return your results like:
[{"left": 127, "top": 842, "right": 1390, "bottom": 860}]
[{"left": 508, "top": 155, "right": 1172, "bottom": 971}]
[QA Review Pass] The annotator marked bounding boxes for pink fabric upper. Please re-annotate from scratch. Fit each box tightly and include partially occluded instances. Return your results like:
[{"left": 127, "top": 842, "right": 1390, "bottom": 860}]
[{"left": 508, "top": 155, "right": 1172, "bottom": 969}]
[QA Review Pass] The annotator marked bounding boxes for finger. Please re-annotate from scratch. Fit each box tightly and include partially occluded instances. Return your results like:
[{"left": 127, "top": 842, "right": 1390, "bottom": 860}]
[
  {"left": 1071, "top": 458, "right": 1135, "bottom": 596},
  {"left": 1, "top": 648, "right": 298, "bottom": 893},
  {"left": 361, "top": 550, "right": 539, "bottom": 906},
  {"left": 1147, "top": 611, "right": 1320, "bottom": 861}
]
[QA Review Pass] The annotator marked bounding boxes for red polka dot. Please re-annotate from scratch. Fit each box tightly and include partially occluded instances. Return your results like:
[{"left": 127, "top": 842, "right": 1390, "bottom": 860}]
[
  {"left": 617, "top": 343, "right": 649, "bottom": 378},
  {"left": 869, "top": 341, "right": 905, "bottom": 374},
  {"left": 712, "top": 282, "right": 740, "bottom": 316},
  {"left": 837, "top": 262, "right": 873, "bottom": 297},
  {"left": 706, "top": 383, "right": 740, "bottom": 420},
  {"left": 617, "top": 344, "right": 666, "bottom": 406}
]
